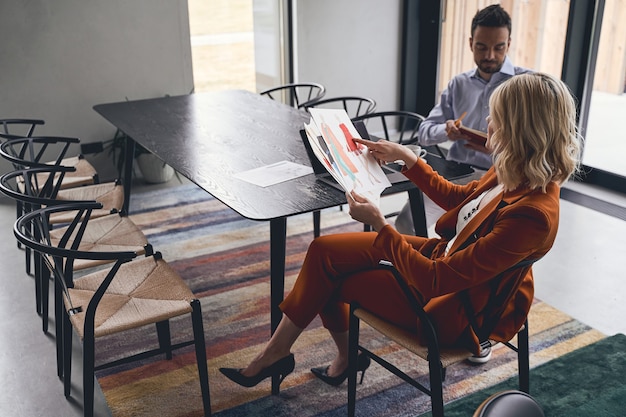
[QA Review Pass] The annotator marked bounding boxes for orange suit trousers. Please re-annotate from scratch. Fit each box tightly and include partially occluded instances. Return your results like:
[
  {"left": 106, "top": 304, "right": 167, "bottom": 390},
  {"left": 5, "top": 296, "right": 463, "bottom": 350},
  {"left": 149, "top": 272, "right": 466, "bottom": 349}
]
[{"left": 280, "top": 232, "right": 426, "bottom": 333}]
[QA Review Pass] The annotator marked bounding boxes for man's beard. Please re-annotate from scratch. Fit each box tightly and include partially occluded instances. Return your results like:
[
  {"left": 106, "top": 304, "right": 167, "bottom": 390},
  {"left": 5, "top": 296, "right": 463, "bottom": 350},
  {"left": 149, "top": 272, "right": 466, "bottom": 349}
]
[{"left": 478, "top": 60, "right": 503, "bottom": 74}]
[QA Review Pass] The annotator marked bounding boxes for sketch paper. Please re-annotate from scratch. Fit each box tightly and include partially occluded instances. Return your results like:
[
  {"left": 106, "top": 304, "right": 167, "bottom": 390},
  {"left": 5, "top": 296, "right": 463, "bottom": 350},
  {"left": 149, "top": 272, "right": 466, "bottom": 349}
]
[{"left": 305, "top": 108, "right": 391, "bottom": 205}]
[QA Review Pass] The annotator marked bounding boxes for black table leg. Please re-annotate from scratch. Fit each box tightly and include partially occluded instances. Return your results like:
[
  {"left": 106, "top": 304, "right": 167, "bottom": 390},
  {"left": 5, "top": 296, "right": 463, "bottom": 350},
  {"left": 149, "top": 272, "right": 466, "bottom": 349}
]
[
  {"left": 408, "top": 188, "right": 428, "bottom": 237},
  {"left": 269, "top": 217, "right": 287, "bottom": 395},
  {"left": 122, "top": 136, "right": 135, "bottom": 215}
]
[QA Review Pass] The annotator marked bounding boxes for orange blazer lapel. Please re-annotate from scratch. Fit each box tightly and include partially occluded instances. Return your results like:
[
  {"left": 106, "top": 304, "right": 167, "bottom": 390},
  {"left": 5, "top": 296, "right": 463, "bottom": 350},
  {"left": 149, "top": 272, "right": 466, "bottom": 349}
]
[
  {"left": 446, "top": 189, "right": 503, "bottom": 255},
  {"left": 446, "top": 178, "right": 534, "bottom": 256}
]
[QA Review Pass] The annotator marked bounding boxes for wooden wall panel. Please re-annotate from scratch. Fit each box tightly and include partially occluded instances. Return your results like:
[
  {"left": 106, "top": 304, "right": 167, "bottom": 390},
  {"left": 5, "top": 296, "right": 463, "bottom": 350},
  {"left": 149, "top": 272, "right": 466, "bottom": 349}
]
[
  {"left": 593, "top": 0, "right": 626, "bottom": 94},
  {"left": 437, "top": 0, "right": 624, "bottom": 96}
]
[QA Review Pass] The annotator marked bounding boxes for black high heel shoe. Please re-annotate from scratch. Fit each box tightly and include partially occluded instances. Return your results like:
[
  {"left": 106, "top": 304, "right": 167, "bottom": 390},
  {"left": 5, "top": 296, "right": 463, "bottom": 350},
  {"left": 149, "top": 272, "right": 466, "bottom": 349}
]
[
  {"left": 310, "top": 353, "right": 371, "bottom": 386},
  {"left": 219, "top": 353, "right": 295, "bottom": 388}
]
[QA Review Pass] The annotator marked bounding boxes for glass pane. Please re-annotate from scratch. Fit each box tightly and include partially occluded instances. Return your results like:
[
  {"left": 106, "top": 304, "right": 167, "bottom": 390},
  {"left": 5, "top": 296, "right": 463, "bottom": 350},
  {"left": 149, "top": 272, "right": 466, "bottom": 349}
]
[
  {"left": 188, "top": 0, "right": 256, "bottom": 93},
  {"left": 582, "top": 0, "right": 626, "bottom": 178},
  {"left": 439, "top": 0, "right": 570, "bottom": 97},
  {"left": 251, "top": 0, "right": 287, "bottom": 93}
]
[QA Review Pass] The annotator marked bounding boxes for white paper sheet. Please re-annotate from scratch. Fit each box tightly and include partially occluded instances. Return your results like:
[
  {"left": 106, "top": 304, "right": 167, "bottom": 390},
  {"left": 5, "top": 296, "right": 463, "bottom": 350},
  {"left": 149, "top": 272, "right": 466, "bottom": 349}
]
[{"left": 233, "top": 160, "right": 313, "bottom": 187}]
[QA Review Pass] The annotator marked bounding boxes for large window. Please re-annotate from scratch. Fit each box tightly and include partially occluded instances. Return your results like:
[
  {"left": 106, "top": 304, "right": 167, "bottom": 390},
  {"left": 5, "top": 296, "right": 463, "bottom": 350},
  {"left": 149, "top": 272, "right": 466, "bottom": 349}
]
[
  {"left": 410, "top": 0, "right": 625, "bottom": 189},
  {"left": 438, "top": 0, "right": 570, "bottom": 97},
  {"left": 188, "top": 0, "right": 256, "bottom": 93},
  {"left": 581, "top": 0, "right": 626, "bottom": 178}
]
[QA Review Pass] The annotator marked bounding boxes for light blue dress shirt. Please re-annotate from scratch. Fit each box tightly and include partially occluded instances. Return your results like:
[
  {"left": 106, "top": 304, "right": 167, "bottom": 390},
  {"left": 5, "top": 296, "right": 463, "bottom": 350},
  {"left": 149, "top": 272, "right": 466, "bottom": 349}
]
[{"left": 418, "top": 56, "right": 531, "bottom": 169}]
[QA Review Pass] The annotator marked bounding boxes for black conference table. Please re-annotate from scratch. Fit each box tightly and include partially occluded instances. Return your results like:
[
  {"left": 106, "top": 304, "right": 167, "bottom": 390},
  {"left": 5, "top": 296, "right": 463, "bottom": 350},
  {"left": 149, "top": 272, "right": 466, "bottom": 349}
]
[{"left": 94, "top": 89, "right": 472, "bottom": 393}]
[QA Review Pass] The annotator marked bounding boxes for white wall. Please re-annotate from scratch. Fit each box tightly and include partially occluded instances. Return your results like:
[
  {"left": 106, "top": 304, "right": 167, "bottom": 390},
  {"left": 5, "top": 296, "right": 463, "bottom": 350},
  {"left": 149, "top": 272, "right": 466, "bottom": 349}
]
[
  {"left": 1, "top": 0, "right": 402, "bottom": 175},
  {"left": 294, "top": 0, "right": 402, "bottom": 112},
  {"left": 0, "top": 0, "right": 193, "bottom": 174}
]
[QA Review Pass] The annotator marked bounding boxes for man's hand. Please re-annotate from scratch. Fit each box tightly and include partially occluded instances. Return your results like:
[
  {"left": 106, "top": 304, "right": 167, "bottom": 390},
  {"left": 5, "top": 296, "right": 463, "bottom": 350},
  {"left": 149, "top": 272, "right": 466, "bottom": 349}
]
[
  {"left": 445, "top": 119, "right": 466, "bottom": 140},
  {"left": 446, "top": 120, "right": 491, "bottom": 154}
]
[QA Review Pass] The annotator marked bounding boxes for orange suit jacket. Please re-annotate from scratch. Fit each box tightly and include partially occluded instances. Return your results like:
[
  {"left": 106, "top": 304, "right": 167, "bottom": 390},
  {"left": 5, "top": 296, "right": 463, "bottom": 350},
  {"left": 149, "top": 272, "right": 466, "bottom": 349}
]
[{"left": 372, "top": 159, "right": 560, "bottom": 352}]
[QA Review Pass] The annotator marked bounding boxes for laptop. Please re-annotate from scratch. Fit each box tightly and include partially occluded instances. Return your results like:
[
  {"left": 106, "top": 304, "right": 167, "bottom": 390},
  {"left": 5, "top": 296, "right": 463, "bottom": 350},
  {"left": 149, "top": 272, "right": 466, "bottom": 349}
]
[{"left": 299, "top": 120, "right": 409, "bottom": 192}]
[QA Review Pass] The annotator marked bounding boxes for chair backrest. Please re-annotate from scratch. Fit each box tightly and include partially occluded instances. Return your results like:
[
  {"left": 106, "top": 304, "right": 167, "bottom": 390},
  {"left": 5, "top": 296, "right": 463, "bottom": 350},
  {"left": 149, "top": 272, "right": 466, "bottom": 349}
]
[
  {"left": 0, "top": 166, "right": 78, "bottom": 206},
  {"left": 0, "top": 136, "right": 80, "bottom": 170},
  {"left": 260, "top": 82, "right": 326, "bottom": 109},
  {"left": 304, "top": 96, "right": 377, "bottom": 119},
  {"left": 352, "top": 110, "right": 425, "bottom": 145},
  {"left": 14, "top": 202, "right": 139, "bottom": 314},
  {"left": 0, "top": 118, "right": 44, "bottom": 138},
  {"left": 378, "top": 256, "right": 538, "bottom": 354}
]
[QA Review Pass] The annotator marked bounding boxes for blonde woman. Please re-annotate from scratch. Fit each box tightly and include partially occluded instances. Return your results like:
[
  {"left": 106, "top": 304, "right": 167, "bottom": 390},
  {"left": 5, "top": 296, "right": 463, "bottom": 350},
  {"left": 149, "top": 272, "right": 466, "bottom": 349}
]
[{"left": 221, "top": 73, "right": 581, "bottom": 389}]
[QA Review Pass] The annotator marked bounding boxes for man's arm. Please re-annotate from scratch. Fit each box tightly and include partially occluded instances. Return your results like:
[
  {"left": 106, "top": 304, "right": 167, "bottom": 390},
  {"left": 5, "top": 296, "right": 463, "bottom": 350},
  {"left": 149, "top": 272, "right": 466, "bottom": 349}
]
[{"left": 418, "top": 86, "right": 455, "bottom": 146}]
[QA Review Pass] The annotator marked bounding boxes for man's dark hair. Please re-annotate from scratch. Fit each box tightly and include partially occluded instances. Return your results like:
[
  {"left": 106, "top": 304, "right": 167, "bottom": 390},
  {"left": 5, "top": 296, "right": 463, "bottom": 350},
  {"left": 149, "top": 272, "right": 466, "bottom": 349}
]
[{"left": 471, "top": 4, "right": 511, "bottom": 36}]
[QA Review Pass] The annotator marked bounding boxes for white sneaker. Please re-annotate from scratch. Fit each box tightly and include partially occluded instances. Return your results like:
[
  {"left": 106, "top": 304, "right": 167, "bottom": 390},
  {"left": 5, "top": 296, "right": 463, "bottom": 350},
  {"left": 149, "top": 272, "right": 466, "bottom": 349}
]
[{"left": 467, "top": 345, "right": 492, "bottom": 364}]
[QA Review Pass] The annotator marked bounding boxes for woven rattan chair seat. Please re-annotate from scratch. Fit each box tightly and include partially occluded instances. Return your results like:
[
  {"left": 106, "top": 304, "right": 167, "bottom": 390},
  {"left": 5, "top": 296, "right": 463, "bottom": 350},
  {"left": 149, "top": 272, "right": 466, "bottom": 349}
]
[
  {"left": 49, "top": 215, "right": 149, "bottom": 270},
  {"left": 52, "top": 182, "right": 124, "bottom": 223},
  {"left": 67, "top": 257, "right": 194, "bottom": 339},
  {"left": 15, "top": 156, "right": 97, "bottom": 190},
  {"left": 354, "top": 307, "right": 474, "bottom": 368}
]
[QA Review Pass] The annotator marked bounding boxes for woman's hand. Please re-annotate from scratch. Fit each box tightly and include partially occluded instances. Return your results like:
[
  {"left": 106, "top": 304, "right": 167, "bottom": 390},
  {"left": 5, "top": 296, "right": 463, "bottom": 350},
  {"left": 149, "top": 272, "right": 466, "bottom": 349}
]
[
  {"left": 346, "top": 190, "right": 388, "bottom": 231},
  {"left": 353, "top": 138, "right": 418, "bottom": 169}
]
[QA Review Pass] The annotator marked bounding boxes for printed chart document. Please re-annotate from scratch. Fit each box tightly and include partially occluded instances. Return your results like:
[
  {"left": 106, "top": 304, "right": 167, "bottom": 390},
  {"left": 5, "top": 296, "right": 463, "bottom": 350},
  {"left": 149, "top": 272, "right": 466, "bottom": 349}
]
[{"left": 304, "top": 108, "right": 391, "bottom": 206}]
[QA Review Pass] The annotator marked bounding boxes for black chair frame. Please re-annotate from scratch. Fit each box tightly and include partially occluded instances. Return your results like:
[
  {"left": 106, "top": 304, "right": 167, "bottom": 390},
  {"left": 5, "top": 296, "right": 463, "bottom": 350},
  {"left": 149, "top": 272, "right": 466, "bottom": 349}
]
[
  {"left": 0, "top": 135, "right": 83, "bottom": 169},
  {"left": 14, "top": 202, "right": 211, "bottom": 417},
  {"left": 348, "top": 260, "right": 535, "bottom": 417},
  {"left": 0, "top": 118, "right": 44, "bottom": 137},
  {"left": 0, "top": 167, "right": 124, "bottom": 334},
  {"left": 1, "top": 165, "right": 77, "bottom": 317},
  {"left": 260, "top": 82, "right": 326, "bottom": 108},
  {"left": 304, "top": 95, "right": 377, "bottom": 119},
  {"left": 352, "top": 110, "right": 425, "bottom": 145},
  {"left": 0, "top": 136, "right": 100, "bottom": 275}
]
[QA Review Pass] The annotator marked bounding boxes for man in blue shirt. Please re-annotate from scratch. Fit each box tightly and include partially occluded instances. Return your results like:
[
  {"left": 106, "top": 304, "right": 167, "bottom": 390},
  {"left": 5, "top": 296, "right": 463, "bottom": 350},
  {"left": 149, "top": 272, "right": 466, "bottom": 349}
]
[
  {"left": 397, "top": 5, "right": 532, "bottom": 237},
  {"left": 418, "top": 4, "right": 531, "bottom": 169}
]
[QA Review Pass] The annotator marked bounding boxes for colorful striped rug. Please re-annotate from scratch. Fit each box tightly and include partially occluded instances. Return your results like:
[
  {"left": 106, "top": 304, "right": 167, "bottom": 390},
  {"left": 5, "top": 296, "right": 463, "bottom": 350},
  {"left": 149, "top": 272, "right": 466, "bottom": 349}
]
[{"left": 96, "top": 184, "right": 605, "bottom": 417}]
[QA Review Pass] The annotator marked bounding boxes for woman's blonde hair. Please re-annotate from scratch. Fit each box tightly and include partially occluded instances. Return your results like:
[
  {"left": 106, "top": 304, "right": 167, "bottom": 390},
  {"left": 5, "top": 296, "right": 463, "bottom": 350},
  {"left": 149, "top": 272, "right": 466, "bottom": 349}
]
[{"left": 488, "top": 72, "right": 581, "bottom": 192}]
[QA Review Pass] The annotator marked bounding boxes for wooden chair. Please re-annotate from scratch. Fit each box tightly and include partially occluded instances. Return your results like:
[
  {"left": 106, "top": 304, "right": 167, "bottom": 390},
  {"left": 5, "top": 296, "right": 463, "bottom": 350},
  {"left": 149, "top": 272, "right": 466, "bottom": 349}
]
[
  {"left": 0, "top": 135, "right": 99, "bottom": 189},
  {"left": 352, "top": 110, "right": 424, "bottom": 145},
  {"left": 0, "top": 167, "right": 130, "bottom": 335},
  {"left": 304, "top": 95, "right": 377, "bottom": 119},
  {"left": 0, "top": 136, "right": 101, "bottom": 275},
  {"left": 0, "top": 122, "right": 98, "bottom": 257},
  {"left": 347, "top": 260, "right": 536, "bottom": 417},
  {"left": 260, "top": 82, "right": 326, "bottom": 108},
  {"left": 0, "top": 120, "right": 44, "bottom": 252},
  {"left": 0, "top": 163, "right": 123, "bottom": 277},
  {"left": 14, "top": 202, "right": 212, "bottom": 417},
  {"left": 0, "top": 165, "right": 123, "bottom": 221}
]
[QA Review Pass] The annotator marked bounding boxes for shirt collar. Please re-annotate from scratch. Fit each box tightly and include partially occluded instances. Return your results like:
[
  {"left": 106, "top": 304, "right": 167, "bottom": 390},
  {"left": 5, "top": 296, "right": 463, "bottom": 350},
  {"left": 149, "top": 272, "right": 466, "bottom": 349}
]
[{"left": 471, "top": 56, "right": 515, "bottom": 80}]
